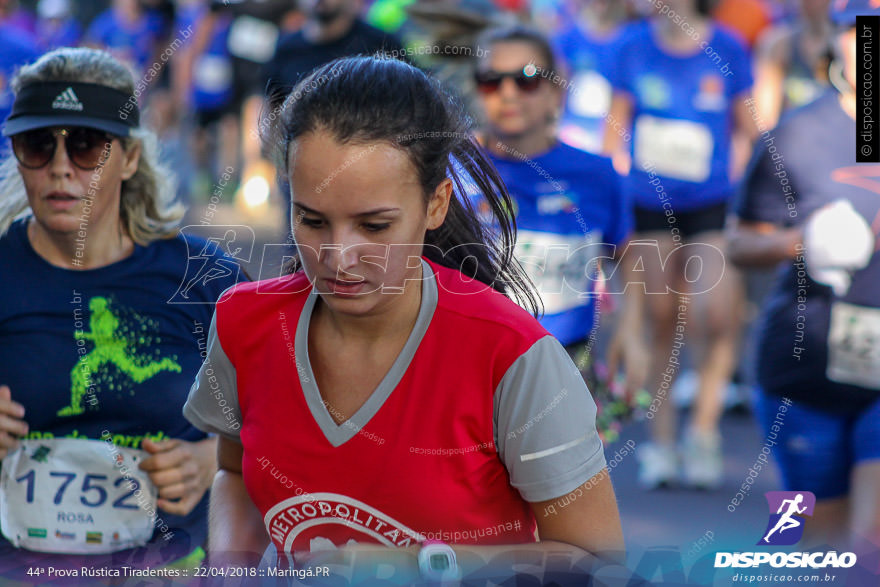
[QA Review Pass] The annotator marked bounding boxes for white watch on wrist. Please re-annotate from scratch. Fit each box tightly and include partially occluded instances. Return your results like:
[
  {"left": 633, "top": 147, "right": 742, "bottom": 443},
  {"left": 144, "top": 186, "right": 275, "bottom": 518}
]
[{"left": 418, "top": 540, "right": 460, "bottom": 583}]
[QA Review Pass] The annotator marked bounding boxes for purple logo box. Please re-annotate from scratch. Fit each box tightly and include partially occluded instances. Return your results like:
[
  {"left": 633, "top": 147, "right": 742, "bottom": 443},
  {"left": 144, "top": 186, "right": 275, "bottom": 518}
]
[{"left": 758, "top": 491, "right": 816, "bottom": 546}]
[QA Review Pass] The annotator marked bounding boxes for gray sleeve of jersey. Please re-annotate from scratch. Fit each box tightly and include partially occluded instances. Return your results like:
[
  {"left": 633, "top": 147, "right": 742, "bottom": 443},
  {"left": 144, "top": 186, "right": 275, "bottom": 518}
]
[
  {"left": 494, "top": 336, "right": 606, "bottom": 503},
  {"left": 183, "top": 313, "right": 243, "bottom": 442}
]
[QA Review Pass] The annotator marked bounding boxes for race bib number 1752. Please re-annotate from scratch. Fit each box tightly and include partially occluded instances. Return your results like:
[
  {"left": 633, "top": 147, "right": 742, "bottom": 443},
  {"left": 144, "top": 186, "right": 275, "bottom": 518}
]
[{"left": 0, "top": 437, "right": 157, "bottom": 554}]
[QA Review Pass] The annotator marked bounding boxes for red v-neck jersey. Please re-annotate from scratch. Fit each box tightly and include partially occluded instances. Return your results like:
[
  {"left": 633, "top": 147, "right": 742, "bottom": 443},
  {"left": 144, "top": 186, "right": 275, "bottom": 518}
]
[{"left": 214, "top": 258, "right": 547, "bottom": 552}]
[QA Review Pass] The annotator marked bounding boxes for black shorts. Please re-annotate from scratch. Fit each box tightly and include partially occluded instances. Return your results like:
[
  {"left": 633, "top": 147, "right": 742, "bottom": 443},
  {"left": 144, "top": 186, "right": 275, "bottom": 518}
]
[{"left": 634, "top": 200, "right": 728, "bottom": 238}]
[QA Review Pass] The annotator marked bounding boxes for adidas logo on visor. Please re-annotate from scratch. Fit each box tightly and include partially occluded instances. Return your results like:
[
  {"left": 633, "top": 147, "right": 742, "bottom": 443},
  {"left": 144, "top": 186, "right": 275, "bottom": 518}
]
[{"left": 51, "top": 87, "right": 83, "bottom": 111}]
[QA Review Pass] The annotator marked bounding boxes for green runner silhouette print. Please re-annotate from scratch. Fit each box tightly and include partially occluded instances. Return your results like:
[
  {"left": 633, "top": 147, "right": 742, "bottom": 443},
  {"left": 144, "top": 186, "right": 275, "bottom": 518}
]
[{"left": 58, "top": 297, "right": 181, "bottom": 416}]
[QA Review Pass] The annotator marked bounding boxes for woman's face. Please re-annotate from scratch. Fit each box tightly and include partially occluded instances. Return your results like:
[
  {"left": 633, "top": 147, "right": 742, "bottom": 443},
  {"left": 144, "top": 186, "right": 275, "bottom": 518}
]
[
  {"left": 18, "top": 127, "right": 140, "bottom": 237},
  {"left": 477, "top": 41, "right": 561, "bottom": 141},
  {"left": 288, "top": 130, "right": 451, "bottom": 317}
]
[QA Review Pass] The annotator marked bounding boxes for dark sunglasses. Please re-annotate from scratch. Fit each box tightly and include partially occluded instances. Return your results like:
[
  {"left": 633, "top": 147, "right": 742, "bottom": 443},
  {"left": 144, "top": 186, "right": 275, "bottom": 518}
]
[
  {"left": 474, "top": 68, "right": 542, "bottom": 95},
  {"left": 12, "top": 127, "right": 116, "bottom": 170}
]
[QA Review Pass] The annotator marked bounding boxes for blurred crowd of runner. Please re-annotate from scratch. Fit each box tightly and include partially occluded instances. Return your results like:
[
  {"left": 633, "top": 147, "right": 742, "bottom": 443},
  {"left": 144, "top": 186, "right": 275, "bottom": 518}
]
[{"left": 0, "top": 0, "right": 831, "bottom": 203}]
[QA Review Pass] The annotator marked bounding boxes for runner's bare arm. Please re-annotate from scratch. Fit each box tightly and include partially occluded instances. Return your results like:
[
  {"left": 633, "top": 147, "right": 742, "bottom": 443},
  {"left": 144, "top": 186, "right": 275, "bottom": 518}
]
[
  {"left": 751, "top": 25, "right": 793, "bottom": 130},
  {"left": 727, "top": 217, "right": 803, "bottom": 267},
  {"left": 531, "top": 468, "right": 625, "bottom": 561},
  {"left": 139, "top": 436, "right": 218, "bottom": 516},
  {"left": 308, "top": 470, "right": 626, "bottom": 578},
  {"left": 208, "top": 436, "right": 269, "bottom": 564},
  {"left": 602, "top": 91, "right": 634, "bottom": 176},
  {"left": 731, "top": 93, "right": 760, "bottom": 181},
  {"left": 0, "top": 384, "right": 28, "bottom": 460}
]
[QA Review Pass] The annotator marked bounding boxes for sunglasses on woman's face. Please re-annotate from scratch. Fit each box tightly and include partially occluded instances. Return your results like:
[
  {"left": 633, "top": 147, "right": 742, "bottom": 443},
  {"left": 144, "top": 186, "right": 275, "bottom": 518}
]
[
  {"left": 11, "top": 127, "right": 116, "bottom": 170},
  {"left": 474, "top": 68, "right": 543, "bottom": 95}
]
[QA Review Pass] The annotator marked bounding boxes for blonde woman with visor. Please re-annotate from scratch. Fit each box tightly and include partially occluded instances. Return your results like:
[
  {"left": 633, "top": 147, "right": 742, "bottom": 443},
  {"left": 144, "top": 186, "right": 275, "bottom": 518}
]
[{"left": 0, "top": 47, "right": 242, "bottom": 577}]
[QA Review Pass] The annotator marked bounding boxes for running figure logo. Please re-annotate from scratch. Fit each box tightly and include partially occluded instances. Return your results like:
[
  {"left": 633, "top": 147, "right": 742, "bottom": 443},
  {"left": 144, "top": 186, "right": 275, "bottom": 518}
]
[
  {"left": 169, "top": 225, "right": 254, "bottom": 304},
  {"left": 57, "top": 297, "right": 181, "bottom": 416},
  {"left": 759, "top": 491, "right": 816, "bottom": 546},
  {"left": 177, "top": 230, "right": 241, "bottom": 299}
]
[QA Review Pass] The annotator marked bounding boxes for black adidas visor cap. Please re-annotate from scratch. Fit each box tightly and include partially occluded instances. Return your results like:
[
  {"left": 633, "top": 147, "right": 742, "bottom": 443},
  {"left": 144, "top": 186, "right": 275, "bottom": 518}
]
[{"left": 3, "top": 81, "right": 140, "bottom": 137}]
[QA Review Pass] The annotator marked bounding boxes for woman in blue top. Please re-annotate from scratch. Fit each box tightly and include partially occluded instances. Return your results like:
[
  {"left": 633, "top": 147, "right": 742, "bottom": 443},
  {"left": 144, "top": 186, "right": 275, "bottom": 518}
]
[
  {"left": 0, "top": 47, "right": 240, "bottom": 576},
  {"left": 730, "top": 0, "right": 880, "bottom": 550},
  {"left": 474, "top": 25, "right": 647, "bottom": 396},
  {"left": 603, "top": 0, "right": 757, "bottom": 490}
]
